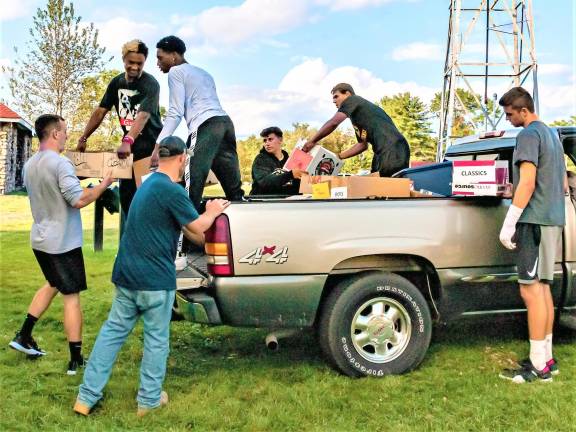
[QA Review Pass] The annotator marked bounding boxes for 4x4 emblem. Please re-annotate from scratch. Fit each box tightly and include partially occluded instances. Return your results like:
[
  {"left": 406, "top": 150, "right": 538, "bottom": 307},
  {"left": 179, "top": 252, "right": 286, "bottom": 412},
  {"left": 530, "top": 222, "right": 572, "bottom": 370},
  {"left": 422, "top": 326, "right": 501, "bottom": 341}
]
[{"left": 239, "top": 246, "right": 289, "bottom": 265}]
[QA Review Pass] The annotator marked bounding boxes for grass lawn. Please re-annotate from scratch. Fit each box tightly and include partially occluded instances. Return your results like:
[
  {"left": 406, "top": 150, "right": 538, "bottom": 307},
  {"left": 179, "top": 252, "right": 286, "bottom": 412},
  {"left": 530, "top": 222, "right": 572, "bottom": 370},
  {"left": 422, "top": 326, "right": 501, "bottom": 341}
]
[{"left": 1, "top": 192, "right": 575, "bottom": 432}]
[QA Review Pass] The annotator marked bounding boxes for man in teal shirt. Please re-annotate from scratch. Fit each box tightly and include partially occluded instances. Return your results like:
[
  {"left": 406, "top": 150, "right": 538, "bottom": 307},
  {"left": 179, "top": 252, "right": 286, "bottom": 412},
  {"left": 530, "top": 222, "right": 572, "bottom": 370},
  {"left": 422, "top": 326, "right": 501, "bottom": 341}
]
[{"left": 74, "top": 136, "right": 229, "bottom": 417}]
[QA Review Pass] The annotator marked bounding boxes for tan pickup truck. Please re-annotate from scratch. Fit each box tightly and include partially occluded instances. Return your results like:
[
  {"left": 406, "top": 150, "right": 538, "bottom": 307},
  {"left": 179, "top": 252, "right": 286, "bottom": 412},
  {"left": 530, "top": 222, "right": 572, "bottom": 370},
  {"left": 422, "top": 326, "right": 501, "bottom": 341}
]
[{"left": 176, "top": 127, "right": 576, "bottom": 377}]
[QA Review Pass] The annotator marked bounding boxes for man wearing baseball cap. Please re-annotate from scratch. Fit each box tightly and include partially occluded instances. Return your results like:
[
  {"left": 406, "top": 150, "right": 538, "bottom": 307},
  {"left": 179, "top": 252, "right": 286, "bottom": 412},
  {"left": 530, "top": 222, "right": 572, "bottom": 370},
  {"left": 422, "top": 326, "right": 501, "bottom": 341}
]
[{"left": 74, "top": 136, "right": 229, "bottom": 417}]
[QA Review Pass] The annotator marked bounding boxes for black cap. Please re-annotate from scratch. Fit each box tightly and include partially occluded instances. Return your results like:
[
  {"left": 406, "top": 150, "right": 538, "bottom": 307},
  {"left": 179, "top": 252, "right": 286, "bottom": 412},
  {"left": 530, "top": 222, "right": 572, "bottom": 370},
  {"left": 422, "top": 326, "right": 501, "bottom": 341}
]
[{"left": 158, "top": 136, "right": 187, "bottom": 157}]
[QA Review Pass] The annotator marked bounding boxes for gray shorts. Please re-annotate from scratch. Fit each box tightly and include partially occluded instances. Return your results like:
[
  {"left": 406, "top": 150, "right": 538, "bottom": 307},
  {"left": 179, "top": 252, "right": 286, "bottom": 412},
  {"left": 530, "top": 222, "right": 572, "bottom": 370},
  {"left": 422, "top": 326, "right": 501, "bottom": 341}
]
[{"left": 514, "top": 223, "right": 563, "bottom": 285}]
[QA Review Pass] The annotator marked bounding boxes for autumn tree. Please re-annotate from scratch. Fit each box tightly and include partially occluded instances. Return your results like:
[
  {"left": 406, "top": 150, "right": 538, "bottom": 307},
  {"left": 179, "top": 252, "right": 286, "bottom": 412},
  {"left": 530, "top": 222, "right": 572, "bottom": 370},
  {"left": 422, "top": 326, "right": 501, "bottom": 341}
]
[{"left": 4, "top": 0, "right": 108, "bottom": 121}]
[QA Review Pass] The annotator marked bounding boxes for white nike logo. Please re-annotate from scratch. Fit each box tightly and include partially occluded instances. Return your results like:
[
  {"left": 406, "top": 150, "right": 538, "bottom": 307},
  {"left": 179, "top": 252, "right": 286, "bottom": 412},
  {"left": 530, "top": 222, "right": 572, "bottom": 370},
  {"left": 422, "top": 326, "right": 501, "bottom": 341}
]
[{"left": 527, "top": 258, "right": 538, "bottom": 278}]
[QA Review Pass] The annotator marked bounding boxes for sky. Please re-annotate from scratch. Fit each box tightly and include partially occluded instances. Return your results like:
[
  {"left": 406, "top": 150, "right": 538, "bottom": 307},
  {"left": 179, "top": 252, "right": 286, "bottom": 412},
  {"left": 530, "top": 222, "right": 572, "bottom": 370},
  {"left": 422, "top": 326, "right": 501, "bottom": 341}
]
[{"left": 0, "top": 0, "right": 574, "bottom": 140}]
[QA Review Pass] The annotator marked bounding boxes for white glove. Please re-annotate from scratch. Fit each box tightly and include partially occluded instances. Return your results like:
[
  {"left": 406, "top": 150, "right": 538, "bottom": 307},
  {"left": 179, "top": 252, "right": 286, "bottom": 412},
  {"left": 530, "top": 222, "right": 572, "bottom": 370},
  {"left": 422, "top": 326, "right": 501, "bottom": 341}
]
[{"left": 499, "top": 204, "right": 523, "bottom": 250}]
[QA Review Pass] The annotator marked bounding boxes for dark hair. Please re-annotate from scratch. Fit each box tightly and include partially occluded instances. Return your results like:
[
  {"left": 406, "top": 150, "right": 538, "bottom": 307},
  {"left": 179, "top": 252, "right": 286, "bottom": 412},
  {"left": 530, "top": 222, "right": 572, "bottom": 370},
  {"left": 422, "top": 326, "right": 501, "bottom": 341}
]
[
  {"left": 260, "top": 126, "right": 283, "bottom": 138},
  {"left": 498, "top": 86, "right": 535, "bottom": 113},
  {"left": 35, "top": 114, "right": 64, "bottom": 141},
  {"left": 331, "top": 83, "right": 355, "bottom": 95},
  {"left": 156, "top": 36, "right": 186, "bottom": 55},
  {"left": 122, "top": 39, "right": 149, "bottom": 58}
]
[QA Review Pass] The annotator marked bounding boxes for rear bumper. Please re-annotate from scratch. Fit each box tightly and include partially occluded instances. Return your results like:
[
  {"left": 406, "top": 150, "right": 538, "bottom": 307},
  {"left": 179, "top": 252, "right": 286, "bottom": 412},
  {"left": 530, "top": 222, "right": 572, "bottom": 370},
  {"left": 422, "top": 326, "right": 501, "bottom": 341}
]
[
  {"left": 176, "top": 274, "right": 327, "bottom": 327},
  {"left": 175, "top": 290, "right": 222, "bottom": 324}
]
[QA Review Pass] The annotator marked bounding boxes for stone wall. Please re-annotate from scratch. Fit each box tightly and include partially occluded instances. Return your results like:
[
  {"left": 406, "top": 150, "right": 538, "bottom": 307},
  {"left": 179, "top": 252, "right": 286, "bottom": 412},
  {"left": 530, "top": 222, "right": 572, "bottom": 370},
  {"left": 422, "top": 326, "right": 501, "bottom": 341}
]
[{"left": 0, "top": 123, "right": 32, "bottom": 194}]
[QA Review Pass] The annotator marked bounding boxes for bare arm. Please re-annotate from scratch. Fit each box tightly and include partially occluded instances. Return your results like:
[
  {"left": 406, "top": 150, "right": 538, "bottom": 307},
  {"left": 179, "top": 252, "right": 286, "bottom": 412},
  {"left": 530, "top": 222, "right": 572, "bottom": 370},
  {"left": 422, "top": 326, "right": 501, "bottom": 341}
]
[
  {"left": 182, "top": 226, "right": 205, "bottom": 247},
  {"left": 77, "top": 107, "right": 109, "bottom": 151},
  {"left": 117, "top": 111, "right": 152, "bottom": 159},
  {"left": 302, "top": 112, "right": 348, "bottom": 152},
  {"left": 339, "top": 139, "right": 368, "bottom": 160},
  {"left": 125, "top": 111, "right": 151, "bottom": 141},
  {"left": 512, "top": 162, "right": 537, "bottom": 208},
  {"left": 73, "top": 175, "right": 114, "bottom": 209},
  {"left": 183, "top": 199, "right": 230, "bottom": 242}
]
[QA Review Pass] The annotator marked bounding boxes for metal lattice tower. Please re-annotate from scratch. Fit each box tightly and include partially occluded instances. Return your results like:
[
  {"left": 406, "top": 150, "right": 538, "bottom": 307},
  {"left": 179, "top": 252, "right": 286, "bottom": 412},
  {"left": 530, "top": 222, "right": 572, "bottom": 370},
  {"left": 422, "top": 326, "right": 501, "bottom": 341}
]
[{"left": 437, "top": 0, "right": 538, "bottom": 160}]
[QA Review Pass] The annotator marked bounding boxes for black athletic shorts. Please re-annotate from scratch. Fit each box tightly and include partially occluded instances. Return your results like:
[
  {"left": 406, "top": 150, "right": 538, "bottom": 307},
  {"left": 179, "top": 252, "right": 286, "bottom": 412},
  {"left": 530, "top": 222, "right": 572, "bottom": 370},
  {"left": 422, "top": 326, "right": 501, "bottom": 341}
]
[
  {"left": 32, "top": 247, "right": 87, "bottom": 295},
  {"left": 513, "top": 223, "right": 563, "bottom": 285}
]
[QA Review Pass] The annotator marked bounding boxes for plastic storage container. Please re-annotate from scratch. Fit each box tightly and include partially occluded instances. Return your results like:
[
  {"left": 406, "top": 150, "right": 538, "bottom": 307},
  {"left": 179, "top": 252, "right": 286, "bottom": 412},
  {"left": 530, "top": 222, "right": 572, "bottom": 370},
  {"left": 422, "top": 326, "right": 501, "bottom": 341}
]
[{"left": 392, "top": 161, "right": 453, "bottom": 197}]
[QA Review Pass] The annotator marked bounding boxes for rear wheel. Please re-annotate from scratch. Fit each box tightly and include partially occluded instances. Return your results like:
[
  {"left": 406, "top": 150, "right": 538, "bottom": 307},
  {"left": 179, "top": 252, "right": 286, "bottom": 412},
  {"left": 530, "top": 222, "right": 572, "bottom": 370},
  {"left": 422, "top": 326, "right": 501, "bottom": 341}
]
[{"left": 318, "top": 272, "right": 432, "bottom": 377}]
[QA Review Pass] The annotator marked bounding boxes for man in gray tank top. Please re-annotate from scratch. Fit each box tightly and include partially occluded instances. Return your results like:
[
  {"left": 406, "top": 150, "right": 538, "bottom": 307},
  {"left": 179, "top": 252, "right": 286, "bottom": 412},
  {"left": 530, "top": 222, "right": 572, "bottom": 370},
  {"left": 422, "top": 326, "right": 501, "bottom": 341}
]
[
  {"left": 9, "top": 114, "right": 113, "bottom": 375},
  {"left": 497, "top": 87, "right": 567, "bottom": 384}
]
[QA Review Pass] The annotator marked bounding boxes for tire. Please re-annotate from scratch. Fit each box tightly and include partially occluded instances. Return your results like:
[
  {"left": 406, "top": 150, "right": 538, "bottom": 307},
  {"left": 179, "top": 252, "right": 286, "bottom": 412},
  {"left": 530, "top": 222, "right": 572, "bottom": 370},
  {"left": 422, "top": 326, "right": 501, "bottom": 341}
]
[{"left": 318, "top": 271, "right": 432, "bottom": 377}]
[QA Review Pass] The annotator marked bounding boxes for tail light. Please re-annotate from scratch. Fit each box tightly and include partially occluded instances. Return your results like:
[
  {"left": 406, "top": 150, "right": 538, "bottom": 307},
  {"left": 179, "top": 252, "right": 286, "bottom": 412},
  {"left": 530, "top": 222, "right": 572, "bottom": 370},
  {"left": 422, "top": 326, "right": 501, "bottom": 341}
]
[{"left": 205, "top": 214, "right": 234, "bottom": 276}]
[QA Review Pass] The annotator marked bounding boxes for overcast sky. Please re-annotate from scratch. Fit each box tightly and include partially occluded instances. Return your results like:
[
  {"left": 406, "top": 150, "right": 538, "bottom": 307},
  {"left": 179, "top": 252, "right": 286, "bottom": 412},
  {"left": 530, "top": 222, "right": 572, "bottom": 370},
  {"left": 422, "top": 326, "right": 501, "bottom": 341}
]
[{"left": 1, "top": 0, "right": 574, "bottom": 139}]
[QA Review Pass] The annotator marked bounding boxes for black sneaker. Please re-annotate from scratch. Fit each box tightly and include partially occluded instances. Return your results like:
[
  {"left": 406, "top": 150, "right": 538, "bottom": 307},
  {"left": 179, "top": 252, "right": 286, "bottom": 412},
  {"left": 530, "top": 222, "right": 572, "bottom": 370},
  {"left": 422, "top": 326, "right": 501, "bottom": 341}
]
[
  {"left": 519, "top": 358, "right": 559, "bottom": 376},
  {"left": 9, "top": 332, "right": 46, "bottom": 356},
  {"left": 67, "top": 357, "right": 85, "bottom": 376},
  {"left": 499, "top": 362, "right": 553, "bottom": 383}
]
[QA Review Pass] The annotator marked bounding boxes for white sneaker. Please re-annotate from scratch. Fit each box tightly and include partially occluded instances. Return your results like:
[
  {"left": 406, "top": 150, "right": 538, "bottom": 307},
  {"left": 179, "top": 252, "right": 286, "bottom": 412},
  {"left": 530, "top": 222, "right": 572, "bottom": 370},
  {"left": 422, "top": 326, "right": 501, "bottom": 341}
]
[{"left": 175, "top": 255, "right": 187, "bottom": 272}]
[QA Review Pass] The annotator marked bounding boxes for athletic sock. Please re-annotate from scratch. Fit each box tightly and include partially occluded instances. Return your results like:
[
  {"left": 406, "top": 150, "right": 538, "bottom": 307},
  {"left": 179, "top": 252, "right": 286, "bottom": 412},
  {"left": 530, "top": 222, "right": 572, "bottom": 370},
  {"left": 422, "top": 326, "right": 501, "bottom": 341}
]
[
  {"left": 20, "top": 313, "right": 38, "bottom": 339},
  {"left": 69, "top": 341, "right": 83, "bottom": 362},
  {"left": 529, "top": 339, "right": 547, "bottom": 371},
  {"left": 545, "top": 333, "right": 553, "bottom": 361}
]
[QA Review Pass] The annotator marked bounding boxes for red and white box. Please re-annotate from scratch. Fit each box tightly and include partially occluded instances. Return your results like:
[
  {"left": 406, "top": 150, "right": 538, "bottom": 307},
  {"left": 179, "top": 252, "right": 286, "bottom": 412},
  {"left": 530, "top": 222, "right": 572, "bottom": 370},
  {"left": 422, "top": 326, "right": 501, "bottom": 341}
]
[
  {"left": 284, "top": 145, "right": 343, "bottom": 176},
  {"left": 452, "top": 160, "right": 510, "bottom": 196}
]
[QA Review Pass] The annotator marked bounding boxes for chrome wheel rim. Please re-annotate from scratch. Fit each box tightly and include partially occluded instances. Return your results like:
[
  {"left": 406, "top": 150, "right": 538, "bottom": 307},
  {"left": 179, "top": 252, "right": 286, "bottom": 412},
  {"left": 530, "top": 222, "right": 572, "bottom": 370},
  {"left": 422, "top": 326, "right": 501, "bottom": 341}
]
[{"left": 351, "top": 297, "right": 412, "bottom": 363}]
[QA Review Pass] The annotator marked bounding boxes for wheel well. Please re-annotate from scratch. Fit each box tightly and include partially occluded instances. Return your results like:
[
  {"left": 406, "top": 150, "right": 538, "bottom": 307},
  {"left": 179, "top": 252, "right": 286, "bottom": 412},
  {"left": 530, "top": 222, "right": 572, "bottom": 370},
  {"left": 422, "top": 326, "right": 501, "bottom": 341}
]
[{"left": 314, "top": 255, "right": 441, "bottom": 326}]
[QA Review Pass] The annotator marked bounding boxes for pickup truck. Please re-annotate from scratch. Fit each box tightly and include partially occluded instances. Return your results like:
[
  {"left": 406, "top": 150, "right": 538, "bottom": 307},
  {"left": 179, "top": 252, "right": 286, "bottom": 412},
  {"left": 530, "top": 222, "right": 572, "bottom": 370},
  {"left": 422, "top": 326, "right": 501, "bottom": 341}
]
[{"left": 176, "top": 127, "right": 576, "bottom": 378}]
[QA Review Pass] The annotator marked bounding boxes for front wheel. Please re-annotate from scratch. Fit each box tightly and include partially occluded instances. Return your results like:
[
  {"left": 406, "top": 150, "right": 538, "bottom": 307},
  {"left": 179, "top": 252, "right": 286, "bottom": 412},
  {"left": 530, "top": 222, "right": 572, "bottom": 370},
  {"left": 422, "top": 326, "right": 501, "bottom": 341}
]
[{"left": 318, "top": 272, "right": 432, "bottom": 377}]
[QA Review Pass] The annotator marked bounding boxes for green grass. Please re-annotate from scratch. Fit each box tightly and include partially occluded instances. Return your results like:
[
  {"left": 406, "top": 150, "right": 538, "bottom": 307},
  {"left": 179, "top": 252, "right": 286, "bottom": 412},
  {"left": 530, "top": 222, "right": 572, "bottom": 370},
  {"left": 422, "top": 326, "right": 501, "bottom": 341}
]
[{"left": 1, "top": 194, "right": 575, "bottom": 431}]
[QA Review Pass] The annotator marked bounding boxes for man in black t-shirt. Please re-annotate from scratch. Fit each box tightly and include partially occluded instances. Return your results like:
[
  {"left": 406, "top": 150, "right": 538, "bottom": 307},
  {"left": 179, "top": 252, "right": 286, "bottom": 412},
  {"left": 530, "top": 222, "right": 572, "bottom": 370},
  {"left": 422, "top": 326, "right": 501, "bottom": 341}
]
[
  {"left": 77, "top": 39, "right": 162, "bottom": 215},
  {"left": 302, "top": 83, "right": 410, "bottom": 177}
]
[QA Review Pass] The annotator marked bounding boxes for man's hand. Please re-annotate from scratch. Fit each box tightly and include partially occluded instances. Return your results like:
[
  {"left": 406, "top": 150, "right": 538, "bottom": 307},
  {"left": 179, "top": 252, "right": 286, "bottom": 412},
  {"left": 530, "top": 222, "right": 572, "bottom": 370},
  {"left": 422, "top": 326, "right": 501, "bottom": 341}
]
[
  {"left": 117, "top": 136, "right": 133, "bottom": 159},
  {"left": 150, "top": 146, "right": 160, "bottom": 168},
  {"left": 77, "top": 136, "right": 88, "bottom": 152},
  {"left": 499, "top": 204, "right": 523, "bottom": 250},
  {"left": 291, "top": 169, "right": 307, "bottom": 179},
  {"left": 301, "top": 141, "right": 316, "bottom": 153},
  {"left": 101, "top": 170, "right": 115, "bottom": 188},
  {"left": 204, "top": 199, "right": 230, "bottom": 217}
]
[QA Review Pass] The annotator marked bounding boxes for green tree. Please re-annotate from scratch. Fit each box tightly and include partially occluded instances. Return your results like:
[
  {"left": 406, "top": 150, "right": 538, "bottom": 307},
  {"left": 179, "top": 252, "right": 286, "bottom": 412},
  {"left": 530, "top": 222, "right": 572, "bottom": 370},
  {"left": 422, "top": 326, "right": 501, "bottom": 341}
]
[
  {"left": 430, "top": 89, "right": 502, "bottom": 138},
  {"left": 3, "top": 0, "right": 108, "bottom": 121},
  {"left": 550, "top": 116, "right": 576, "bottom": 127},
  {"left": 378, "top": 92, "right": 436, "bottom": 161},
  {"left": 68, "top": 69, "right": 122, "bottom": 151}
]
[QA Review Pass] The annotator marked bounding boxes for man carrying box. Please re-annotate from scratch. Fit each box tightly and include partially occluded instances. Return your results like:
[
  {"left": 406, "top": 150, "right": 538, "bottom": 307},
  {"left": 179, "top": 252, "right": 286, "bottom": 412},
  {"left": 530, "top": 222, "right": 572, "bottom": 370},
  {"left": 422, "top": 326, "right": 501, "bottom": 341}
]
[
  {"left": 497, "top": 87, "right": 567, "bottom": 383},
  {"left": 251, "top": 126, "right": 307, "bottom": 196},
  {"left": 76, "top": 39, "right": 162, "bottom": 217},
  {"left": 9, "top": 114, "right": 113, "bottom": 375},
  {"left": 302, "top": 83, "right": 410, "bottom": 177}
]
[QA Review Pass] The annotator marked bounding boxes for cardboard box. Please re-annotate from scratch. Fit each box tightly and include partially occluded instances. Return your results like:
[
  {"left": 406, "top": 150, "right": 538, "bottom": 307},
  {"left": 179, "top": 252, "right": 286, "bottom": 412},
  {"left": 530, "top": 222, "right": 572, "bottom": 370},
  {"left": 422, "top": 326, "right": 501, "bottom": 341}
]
[
  {"left": 452, "top": 160, "right": 509, "bottom": 196},
  {"left": 133, "top": 157, "right": 151, "bottom": 187},
  {"left": 66, "top": 151, "right": 133, "bottom": 179},
  {"left": 300, "top": 174, "right": 411, "bottom": 199},
  {"left": 284, "top": 145, "right": 343, "bottom": 176},
  {"left": 133, "top": 156, "right": 220, "bottom": 188}
]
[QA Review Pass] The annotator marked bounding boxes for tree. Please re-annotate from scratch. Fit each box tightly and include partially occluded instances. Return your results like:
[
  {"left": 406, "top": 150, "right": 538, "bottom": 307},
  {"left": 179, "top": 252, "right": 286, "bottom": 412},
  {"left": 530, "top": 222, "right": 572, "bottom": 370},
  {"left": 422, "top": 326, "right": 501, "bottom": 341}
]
[
  {"left": 550, "top": 116, "right": 576, "bottom": 127},
  {"left": 378, "top": 92, "right": 436, "bottom": 161},
  {"left": 430, "top": 89, "right": 502, "bottom": 138},
  {"left": 67, "top": 69, "right": 123, "bottom": 151},
  {"left": 4, "top": 0, "right": 108, "bottom": 122}
]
